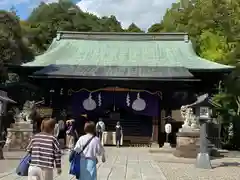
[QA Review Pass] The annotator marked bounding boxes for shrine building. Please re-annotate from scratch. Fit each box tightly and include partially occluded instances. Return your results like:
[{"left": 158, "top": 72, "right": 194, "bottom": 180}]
[{"left": 11, "top": 31, "right": 233, "bottom": 146}]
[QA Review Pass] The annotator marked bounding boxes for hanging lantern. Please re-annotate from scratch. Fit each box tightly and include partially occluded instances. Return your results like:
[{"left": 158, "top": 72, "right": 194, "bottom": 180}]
[
  {"left": 83, "top": 93, "right": 96, "bottom": 111},
  {"left": 126, "top": 93, "right": 130, "bottom": 107},
  {"left": 98, "top": 93, "right": 102, "bottom": 106},
  {"left": 132, "top": 93, "right": 146, "bottom": 111}
]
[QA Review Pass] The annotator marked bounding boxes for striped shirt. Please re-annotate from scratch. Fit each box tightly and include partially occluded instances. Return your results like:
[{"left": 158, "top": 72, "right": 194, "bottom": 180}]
[{"left": 26, "top": 132, "right": 61, "bottom": 169}]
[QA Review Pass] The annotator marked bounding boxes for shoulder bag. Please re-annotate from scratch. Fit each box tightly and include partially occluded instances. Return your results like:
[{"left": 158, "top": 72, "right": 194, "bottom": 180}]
[{"left": 69, "top": 136, "right": 95, "bottom": 178}]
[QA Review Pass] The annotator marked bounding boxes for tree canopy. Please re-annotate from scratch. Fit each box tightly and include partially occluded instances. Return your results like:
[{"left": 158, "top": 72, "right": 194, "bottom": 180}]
[
  {"left": 126, "top": 23, "right": 143, "bottom": 32},
  {"left": 148, "top": 0, "right": 240, "bottom": 65}
]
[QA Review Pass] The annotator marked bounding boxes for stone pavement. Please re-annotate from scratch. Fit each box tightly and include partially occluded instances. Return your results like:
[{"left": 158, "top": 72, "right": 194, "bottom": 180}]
[{"left": 0, "top": 147, "right": 240, "bottom": 180}]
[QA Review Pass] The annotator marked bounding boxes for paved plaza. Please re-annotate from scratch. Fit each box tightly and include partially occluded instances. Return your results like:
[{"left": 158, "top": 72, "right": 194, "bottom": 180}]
[{"left": 0, "top": 147, "right": 240, "bottom": 180}]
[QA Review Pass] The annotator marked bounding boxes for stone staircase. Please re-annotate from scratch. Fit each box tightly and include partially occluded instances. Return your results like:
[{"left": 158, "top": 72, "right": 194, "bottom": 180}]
[{"left": 104, "top": 117, "right": 152, "bottom": 146}]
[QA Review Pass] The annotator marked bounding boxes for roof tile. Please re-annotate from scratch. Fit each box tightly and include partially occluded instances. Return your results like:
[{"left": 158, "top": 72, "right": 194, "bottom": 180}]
[{"left": 23, "top": 32, "right": 233, "bottom": 70}]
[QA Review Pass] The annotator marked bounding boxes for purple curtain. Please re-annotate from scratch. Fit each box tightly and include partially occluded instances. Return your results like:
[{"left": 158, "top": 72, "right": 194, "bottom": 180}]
[{"left": 71, "top": 90, "right": 160, "bottom": 117}]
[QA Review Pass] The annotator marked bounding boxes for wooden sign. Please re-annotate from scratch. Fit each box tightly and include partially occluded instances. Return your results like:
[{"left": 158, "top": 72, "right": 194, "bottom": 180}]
[{"left": 36, "top": 107, "right": 53, "bottom": 117}]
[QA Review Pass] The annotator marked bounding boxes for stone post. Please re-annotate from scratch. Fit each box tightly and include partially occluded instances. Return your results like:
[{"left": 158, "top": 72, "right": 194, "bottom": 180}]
[
  {"left": 0, "top": 116, "right": 3, "bottom": 159},
  {"left": 195, "top": 119, "right": 212, "bottom": 169},
  {"left": 0, "top": 101, "right": 4, "bottom": 159}
]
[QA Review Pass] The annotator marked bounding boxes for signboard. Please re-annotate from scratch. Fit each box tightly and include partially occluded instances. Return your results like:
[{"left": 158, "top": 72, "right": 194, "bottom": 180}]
[{"left": 37, "top": 107, "right": 53, "bottom": 118}]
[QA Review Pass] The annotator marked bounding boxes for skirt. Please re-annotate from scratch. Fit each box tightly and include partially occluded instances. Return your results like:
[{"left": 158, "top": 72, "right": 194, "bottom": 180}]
[
  {"left": 79, "top": 158, "right": 97, "bottom": 180},
  {"left": 66, "top": 135, "right": 75, "bottom": 149}
]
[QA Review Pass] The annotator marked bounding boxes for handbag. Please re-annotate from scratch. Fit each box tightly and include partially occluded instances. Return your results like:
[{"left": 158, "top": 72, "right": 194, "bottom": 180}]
[
  {"left": 16, "top": 153, "right": 31, "bottom": 176},
  {"left": 69, "top": 136, "right": 95, "bottom": 177}
]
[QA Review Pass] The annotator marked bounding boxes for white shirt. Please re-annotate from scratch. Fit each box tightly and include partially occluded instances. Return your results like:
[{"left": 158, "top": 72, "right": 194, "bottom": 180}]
[
  {"left": 96, "top": 121, "right": 105, "bottom": 131},
  {"left": 74, "top": 134, "right": 105, "bottom": 159},
  {"left": 54, "top": 123, "right": 59, "bottom": 137},
  {"left": 58, "top": 120, "right": 65, "bottom": 130}
]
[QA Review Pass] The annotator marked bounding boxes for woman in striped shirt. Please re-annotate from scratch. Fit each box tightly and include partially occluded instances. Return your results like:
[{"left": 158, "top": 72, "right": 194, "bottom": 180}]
[{"left": 27, "top": 118, "right": 62, "bottom": 180}]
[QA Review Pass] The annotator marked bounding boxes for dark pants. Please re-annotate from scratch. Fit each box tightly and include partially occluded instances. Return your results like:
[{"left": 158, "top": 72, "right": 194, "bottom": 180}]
[{"left": 116, "top": 135, "right": 121, "bottom": 147}]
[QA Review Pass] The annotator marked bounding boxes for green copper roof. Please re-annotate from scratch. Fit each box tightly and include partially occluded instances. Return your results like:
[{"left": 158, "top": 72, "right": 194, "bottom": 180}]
[
  {"left": 33, "top": 65, "right": 194, "bottom": 79},
  {"left": 23, "top": 31, "right": 233, "bottom": 70}
]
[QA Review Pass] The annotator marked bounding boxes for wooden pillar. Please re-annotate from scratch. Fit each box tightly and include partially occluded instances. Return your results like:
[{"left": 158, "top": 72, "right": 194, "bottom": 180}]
[
  {"left": 161, "top": 110, "right": 166, "bottom": 133},
  {"left": 158, "top": 109, "right": 166, "bottom": 146},
  {"left": 152, "top": 117, "right": 159, "bottom": 142}
]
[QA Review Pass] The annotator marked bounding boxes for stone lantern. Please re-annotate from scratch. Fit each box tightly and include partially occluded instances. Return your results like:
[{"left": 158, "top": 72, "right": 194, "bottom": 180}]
[
  {"left": 191, "top": 94, "right": 213, "bottom": 169},
  {"left": 174, "top": 94, "right": 214, "bottom": 161},
  {"left": 0, "top": 90, "right": 16, "bottom": 159}
]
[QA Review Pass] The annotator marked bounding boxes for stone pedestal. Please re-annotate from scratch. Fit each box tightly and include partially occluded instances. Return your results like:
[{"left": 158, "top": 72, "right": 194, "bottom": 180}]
[
  {"left": 102, "top": 131, "right": 123, "bottom": 146},
  {"left": 4, "top": 122, "right": 33, "bottom": 151},
  {"left": 162, "top": 142, "right": 172, "bottom": 149},
  {"left": 173, "top": 131, "right": 200, "bottom": 158}
]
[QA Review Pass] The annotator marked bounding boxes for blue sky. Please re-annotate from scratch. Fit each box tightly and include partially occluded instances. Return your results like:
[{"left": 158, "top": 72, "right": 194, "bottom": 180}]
[
  {"left": 0, "top": 0, "right": 175, "bottom": 29},
  {"left": 0, "top": 0, "right": 80, "bottom": 20}
]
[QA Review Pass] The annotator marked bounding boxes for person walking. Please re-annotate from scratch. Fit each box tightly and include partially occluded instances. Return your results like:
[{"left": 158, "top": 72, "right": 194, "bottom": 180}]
[
  {"left": 54, "top": 120, "right": 60, "bottom": 138},
  {"left": 115, "top": 121, "right": 122, "bottom": 148},
  {"left": 66, "top": 119, "right": 78, "bottom": 150},
  {"left": 95, "top": 118, "right": 105, "bottom": 143},
  {"left": 27, "top": 118, "right": 62, "bottom": 180},
  {"left": 58, "top": 119, "right": 66, "bottom": 149},
  {"left": 73, "top": 121, "right": 106, "bottom": 180}
]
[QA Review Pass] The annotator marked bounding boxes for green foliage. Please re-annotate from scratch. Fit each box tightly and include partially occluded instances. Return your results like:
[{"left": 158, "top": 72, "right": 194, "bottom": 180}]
[
  {"left": 25, "top": 1, "right": 123, "bottom": 53},
  {"left": 212, "top": 93, "right": 237, "bottom": 121},
  {"left": 0, "top": 10, "right": 34, "bottom": 81},
  {"left": 126, "top": 23, "right": 143, "bottom": 32},
  {"left": 148, "top": 0, "right": 240, "bottom": 65},
  {"left": 198, "top": 31, "right": 229, "bottom": 63},
  {"left": 147, "top": 23, "right": 163, "bottom": 32}
]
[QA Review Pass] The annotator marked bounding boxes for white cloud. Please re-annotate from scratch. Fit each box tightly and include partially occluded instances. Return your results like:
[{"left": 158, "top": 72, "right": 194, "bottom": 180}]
[{"left": 77, "top": 0, "right": 176, "bottom": 30}]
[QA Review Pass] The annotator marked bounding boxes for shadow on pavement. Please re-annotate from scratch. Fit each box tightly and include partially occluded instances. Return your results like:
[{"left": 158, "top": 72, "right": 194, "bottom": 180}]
[{"left": 213, "top": 162, "right": 240, "bottom": 169}]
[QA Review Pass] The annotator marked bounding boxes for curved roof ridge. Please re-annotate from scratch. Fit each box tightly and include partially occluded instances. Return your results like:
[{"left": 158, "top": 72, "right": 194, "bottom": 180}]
[
  {"left": 184, "top": 41, "right": 234, "bottom": 69},
  {"left": 29, "top": 39, "right": 68, "bottom": 66},
  {"left": 46, "top": 38, "right": 58, "bottom": 52},
  {"left": 57, "top": 31, "right": 189, "bottom": 42}
]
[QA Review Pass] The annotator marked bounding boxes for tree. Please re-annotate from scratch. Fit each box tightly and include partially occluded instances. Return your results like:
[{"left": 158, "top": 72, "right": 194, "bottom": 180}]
[
  {"left": 126, "top": 23, "right": 143, "bottom": 32},
  {"left": 99, "top": 16, "right": 123, "bottom": 32},
  {"left": 198, "top": 30, "right": 229, "bottom": 63},
  {"left": 148, "top": 0, "right": 240, "bottom": 65},
  {"left": 148, "top": 23, "right": 163, "bottom": 32},
  {"left": 25, "top": 1, "right": 124, "bottom": 53},
  {"left": 227, "top": 43, "right": 240, "bottom": 65},
  {"left": 0, "top": 11, "right": 34, "bottom": 81}
]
